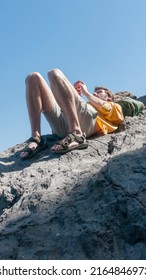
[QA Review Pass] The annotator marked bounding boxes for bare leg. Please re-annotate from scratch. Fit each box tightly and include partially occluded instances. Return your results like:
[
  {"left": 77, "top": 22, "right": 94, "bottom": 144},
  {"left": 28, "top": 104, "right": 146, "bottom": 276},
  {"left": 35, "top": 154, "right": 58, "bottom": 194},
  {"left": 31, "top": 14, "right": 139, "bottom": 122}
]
[
  {"left": 48, "top": 69, "right": 86, "bottom": 152},
  {"left": 48, "top": 69, "right": 82, "bottom": 135},
  {"left": 20, "top": 72, "right": 57, "bottom": 158},
  {"left": 25, "top": 72, "right": 56, "bottom": 137},
  {"left": 21, "top": 69, "right": 87, "bottom": 158}
]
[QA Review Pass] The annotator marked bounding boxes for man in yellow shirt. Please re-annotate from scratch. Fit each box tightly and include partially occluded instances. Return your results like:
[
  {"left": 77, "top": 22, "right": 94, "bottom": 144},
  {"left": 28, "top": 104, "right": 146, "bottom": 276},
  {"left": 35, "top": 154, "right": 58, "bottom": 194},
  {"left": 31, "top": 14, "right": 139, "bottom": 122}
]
[
  {"left": 20, "top": 69, "right": 124, "bottom": 159},
  {"left": 77, "top": 82, "right": 124, "bottom": 135}
]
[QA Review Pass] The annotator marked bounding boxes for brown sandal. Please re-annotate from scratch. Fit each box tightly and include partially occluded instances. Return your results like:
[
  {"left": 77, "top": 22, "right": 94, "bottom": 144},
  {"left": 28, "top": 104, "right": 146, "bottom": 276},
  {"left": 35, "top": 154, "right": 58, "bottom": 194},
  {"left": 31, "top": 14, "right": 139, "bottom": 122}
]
[
  {"left": 20, "top": 136, "right": 48, "bottom": 160},
  {"left": 51, "top": 133, "right": 88, "bottom": 154}
]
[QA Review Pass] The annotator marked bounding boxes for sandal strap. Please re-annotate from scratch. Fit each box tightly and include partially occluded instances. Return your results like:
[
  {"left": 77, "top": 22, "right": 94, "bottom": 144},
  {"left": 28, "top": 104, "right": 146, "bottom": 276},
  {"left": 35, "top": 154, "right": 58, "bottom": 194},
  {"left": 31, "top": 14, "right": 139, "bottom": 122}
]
[
  {"left": 21, "top": 136, "right": 46, "bottom": 158},
  {"left": 23, "top": 147, "right": 34, "bottom": 155},
  {"left": 29, "top": 136, "right": 44, "bottom": 145},
  {"left": 57, "top": 133, "right": 86, "bottom": 150},
  {"left": 71, "top": 133, "right": 86, "bottom": 144}
]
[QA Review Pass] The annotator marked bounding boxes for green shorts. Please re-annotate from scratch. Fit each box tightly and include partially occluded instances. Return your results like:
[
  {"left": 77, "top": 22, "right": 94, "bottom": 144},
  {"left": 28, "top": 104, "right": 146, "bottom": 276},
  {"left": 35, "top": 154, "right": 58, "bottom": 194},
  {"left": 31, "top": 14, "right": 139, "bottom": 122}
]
[{"left": 43, "top": 97, "right": 98, "bottom": 138}]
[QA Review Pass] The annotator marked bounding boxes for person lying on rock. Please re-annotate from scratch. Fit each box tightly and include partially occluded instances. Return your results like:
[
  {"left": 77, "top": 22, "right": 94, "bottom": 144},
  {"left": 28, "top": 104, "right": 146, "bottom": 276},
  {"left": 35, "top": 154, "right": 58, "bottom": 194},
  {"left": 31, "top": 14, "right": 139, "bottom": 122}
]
[{"left": 20, "top": 69, "right": 124, "bottom": 159}]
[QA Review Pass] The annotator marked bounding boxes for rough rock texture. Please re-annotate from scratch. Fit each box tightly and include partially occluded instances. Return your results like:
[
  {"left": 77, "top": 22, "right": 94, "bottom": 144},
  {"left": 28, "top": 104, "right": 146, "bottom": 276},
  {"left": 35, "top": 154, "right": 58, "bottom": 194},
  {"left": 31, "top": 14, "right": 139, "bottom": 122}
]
[
  {"left": 114, "top": 92, "right": 146, "bottom": 102},
  {"left": 0, "top": 96, "right": 146, "bottom": 260},
  {"left": 114, "top": 90, "right": 137, "bottom": 100}
]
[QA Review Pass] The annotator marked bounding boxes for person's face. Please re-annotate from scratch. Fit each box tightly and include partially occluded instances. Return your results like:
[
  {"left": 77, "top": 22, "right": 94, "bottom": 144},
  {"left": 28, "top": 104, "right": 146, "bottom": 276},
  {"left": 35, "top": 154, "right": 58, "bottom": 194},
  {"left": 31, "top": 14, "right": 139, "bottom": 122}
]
[{"left": 93, "top": 89, "right": 109, "bottom": 101}]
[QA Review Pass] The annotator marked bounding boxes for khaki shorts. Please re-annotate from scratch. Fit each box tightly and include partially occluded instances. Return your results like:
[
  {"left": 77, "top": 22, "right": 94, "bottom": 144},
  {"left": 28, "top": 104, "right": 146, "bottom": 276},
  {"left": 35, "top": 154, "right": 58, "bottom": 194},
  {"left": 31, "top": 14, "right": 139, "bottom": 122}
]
[{"left": 43, "top": 97, "right": 99, "bottom": 138}]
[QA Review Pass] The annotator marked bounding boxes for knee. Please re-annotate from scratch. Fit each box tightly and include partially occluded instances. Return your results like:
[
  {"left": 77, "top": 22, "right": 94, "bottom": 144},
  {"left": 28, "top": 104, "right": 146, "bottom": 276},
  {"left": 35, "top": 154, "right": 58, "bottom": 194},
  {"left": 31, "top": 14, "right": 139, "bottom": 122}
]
[
  {"left": 25, "top": 72, "right": 41, "bottom": 85},
  {"left": 47, "top": 68, "right": 64, "bottom": 82}
]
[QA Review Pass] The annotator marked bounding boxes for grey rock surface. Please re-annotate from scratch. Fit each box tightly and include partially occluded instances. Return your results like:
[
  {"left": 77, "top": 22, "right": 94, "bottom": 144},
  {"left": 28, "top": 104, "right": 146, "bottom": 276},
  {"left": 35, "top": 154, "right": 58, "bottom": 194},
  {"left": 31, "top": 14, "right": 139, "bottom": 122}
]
[{"left": 0, "top": 109, "right": 146, "bottom": 260}]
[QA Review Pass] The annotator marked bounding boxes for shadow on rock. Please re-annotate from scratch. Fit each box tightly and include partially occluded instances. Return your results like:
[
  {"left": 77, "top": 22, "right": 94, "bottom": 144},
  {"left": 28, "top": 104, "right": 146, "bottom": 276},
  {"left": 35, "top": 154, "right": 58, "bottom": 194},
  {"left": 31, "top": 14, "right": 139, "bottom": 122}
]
[
  {"left": 0, "top": 135, "right": 61, "bottom": 173},
  {"left": 0, "top": 144, "right": 146, "bottom": 260}
]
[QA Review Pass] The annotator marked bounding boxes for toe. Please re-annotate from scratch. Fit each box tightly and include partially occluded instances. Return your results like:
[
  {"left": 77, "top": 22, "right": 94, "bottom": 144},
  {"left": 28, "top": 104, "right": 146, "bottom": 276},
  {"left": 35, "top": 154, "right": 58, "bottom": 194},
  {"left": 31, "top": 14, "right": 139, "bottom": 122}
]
[{"left": 51, "top": 144, "right": 62, "bottom": 151}]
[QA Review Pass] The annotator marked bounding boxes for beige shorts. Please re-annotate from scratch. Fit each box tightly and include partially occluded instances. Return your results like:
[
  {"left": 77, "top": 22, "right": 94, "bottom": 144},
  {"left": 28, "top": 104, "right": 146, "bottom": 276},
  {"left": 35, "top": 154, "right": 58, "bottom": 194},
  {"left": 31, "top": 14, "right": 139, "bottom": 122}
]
[{"left": 43, "top": 97, "right": 98, "bottom": 138}]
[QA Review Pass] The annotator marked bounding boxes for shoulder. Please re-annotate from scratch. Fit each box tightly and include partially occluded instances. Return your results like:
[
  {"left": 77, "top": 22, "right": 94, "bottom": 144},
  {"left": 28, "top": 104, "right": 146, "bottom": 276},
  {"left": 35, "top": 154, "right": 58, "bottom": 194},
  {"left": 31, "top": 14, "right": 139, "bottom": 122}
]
[
  {"left": 98, "top": 101, "right": 123, "bottom": 116},
  {"left": 101, "top": 102, "right": 113, "bottom": 111},
  {"left": 104, "top": 102, "right": 123, "bottom": 111}
]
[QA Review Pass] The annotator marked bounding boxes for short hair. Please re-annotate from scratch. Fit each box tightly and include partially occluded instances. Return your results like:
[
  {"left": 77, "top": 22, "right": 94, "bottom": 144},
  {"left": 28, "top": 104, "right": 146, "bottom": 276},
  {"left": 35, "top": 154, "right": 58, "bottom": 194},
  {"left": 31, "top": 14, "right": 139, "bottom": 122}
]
[{"left": 94, "top": 86, "right": 114, "bottom": 101}]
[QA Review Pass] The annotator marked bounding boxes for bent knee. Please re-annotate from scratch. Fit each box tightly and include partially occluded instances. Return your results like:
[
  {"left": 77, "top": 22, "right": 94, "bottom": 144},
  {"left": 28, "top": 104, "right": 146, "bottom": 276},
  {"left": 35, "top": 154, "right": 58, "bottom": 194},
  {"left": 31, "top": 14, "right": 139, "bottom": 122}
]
[
  {"left": 25, "top": 72, "right": 42, "bottom": 85},
  {"left": 48, "top": 68, "right": 64, "bottom": 81}
]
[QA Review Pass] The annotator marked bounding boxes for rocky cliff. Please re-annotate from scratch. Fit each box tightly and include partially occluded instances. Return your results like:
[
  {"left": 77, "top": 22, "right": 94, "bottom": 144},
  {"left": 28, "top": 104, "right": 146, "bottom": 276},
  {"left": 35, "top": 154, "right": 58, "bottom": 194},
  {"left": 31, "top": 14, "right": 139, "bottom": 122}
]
[{"left": 0, "top": 95, "right": 146, "bottom": 260}]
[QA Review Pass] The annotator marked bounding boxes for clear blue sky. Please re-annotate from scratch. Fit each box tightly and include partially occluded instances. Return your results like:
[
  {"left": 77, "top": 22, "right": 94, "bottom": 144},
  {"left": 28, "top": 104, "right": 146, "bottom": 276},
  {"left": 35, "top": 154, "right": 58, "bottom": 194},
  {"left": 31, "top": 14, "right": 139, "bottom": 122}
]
[{"left": 0, "top": 0, "right": 146, "bottom": 152}]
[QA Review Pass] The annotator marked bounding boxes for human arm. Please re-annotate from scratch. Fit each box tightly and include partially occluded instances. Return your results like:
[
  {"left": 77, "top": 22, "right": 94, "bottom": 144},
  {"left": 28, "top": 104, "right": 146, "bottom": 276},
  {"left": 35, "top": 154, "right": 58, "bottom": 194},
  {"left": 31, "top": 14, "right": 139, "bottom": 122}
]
[{"left": 75, "top": 80, "right": 106, "bottom": 109}]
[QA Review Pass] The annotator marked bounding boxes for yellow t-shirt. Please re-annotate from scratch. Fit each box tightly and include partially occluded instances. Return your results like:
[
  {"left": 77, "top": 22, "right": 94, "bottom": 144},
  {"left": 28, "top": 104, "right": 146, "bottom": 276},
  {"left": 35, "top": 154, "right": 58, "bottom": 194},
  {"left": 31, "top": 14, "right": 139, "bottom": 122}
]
[{"left": 96, "top": 102, "right": 124, "bottom": 134}]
